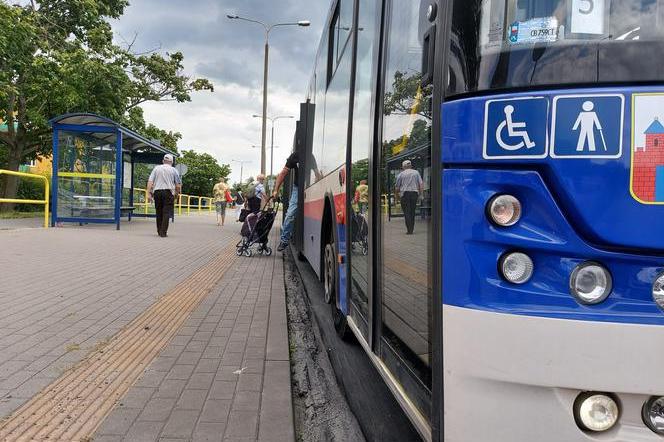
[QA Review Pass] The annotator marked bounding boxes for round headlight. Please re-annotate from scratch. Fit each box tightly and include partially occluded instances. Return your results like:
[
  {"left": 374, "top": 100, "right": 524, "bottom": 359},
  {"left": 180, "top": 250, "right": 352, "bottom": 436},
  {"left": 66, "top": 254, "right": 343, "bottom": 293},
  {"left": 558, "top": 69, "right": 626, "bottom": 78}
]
[
  {"left": 487, "top": 194, "right": 522, "bottom": 227},
  {"left": 499, "top": 252, "right": 533, "bottom": 284},
  {"left": 574, "top": 393, "right": 620, "bottom": 432},
  {"left": 570, "top": 262, "right": 612, "bottom": 305},
  {"left": 643, "top": 396, "right": 664, "bottom": 435},
  {"left": 653, "top": 273, "right": 664, "bottom": 311}
]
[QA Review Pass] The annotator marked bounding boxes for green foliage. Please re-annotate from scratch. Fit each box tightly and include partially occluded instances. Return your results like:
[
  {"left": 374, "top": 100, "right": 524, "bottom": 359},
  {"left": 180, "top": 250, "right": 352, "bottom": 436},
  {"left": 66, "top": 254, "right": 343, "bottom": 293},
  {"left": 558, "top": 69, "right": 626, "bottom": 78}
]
[
  {"left": 351, "top": 158, "right": 369, "bottom": 187},
  {"left": 178, "top": 150, "right": 231, "bottom": 197},
  {"left": 0, "top": 0, "right": 213, "bottom": 204},
  {"left": 383, "top": 71, "right": 432, "bottom": 119},
  {"left": 15, "top": 176, "right": 46, "bottom": 212}
]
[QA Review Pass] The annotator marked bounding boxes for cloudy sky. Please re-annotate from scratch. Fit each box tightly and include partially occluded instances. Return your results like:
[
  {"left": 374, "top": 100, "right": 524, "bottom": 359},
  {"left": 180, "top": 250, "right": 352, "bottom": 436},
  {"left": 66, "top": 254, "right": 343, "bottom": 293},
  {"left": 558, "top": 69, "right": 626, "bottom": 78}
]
[{"left": 111, "top": 0, "right": 331, "bottom": 184}]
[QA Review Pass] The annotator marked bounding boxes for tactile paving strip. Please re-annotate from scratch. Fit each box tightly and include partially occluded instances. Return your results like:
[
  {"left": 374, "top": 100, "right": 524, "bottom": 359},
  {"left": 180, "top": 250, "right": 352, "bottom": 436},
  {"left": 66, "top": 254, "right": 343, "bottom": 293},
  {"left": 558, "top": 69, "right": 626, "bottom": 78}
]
[{"left": 0, "top": 243, "right": 237, "bottom": 441}]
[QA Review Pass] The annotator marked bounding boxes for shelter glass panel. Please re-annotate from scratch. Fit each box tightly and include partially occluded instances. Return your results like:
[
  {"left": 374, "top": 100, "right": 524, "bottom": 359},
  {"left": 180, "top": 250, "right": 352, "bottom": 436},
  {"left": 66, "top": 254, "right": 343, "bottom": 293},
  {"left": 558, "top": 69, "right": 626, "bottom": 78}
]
[{"left": 57, "top": 130, "right": 116, "bottom": 220}]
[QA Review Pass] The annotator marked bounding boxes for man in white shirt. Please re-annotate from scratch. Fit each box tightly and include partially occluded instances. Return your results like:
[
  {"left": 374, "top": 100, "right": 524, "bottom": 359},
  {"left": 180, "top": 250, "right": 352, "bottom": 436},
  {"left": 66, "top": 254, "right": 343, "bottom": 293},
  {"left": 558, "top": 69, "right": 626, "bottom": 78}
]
[
  {"left": 147, "top": 154, "right": 182, "bottom": 237},
  {"left": 395, "top": 160, "right": 423, "bottom": 235}
]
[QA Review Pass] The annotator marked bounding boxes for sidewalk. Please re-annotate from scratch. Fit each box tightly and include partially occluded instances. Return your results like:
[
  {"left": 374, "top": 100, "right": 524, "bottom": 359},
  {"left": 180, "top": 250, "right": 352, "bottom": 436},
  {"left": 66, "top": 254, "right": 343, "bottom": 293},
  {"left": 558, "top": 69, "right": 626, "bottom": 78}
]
[{"left": 0, "top": 214, "right": 292, "bottom": 441}]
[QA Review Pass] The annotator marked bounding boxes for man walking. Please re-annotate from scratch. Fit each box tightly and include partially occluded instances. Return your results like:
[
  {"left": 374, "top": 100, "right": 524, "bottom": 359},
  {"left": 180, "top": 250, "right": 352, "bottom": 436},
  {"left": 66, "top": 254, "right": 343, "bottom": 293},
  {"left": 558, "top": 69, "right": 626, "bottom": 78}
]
[
  {"left": 272, "top": 152, "right": 299, "bottom": 252},
  {"left": 395, "top": 160, "right": 423, "bottom": 235},
  {"left": 147, "top": 154, "right": 181, "bottom": 237}
]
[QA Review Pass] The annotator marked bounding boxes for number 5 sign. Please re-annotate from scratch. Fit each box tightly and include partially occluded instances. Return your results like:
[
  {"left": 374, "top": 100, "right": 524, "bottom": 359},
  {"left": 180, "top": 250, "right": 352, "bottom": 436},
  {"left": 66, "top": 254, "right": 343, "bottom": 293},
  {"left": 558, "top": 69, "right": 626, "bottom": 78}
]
[{"left": 571, "top": 0, "right": 605, "bottom": 35}]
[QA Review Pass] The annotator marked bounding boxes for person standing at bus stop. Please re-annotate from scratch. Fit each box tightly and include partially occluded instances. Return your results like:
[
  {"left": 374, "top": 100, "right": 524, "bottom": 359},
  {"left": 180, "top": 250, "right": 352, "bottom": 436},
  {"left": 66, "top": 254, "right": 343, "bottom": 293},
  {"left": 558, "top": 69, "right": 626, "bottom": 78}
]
[
  {"left": 395, "top": 160, "right": 422, "bottom": 235},
  {"left": 212, "top": 177, "right": 230, "bottom": 226},
  {"left": 147, "top": 154, "right": 182, "bottom": 238},
  {"left": 272, "top": 152, "right": 299, "bottom": 252}
]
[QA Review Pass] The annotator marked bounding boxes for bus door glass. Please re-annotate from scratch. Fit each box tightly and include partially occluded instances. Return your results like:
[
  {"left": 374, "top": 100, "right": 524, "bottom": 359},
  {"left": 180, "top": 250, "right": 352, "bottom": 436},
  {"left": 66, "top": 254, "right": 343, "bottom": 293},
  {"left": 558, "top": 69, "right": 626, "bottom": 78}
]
[
  {"left": 349, "top": 0, "right": 379, "bottom": 338},
  {"left": 378, "top": 0, "right": 433, "bottom": 417}
]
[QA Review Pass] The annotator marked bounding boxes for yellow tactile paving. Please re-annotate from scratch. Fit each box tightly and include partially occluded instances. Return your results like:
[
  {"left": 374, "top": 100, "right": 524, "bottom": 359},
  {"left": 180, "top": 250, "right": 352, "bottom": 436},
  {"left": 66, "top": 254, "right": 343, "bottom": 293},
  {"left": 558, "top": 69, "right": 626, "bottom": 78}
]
[{"left": 0, "top": 242, "right": 237, "bottom": 442}]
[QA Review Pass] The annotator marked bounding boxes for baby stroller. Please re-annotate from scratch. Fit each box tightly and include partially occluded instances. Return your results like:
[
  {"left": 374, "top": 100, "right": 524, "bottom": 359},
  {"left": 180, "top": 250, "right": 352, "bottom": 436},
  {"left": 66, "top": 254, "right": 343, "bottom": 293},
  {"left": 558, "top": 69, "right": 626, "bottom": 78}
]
[
  {"left": 351, "top": 210, "right": 368, "bottom": 256},
  {"left": 236, "top": 198, "right": 279, "bottom": 257}
]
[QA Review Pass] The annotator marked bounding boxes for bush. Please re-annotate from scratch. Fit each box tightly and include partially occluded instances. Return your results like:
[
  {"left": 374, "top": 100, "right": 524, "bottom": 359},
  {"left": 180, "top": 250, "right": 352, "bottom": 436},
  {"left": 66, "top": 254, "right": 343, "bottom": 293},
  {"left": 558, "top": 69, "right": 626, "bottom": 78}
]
[{"left": 15, "top": 176, "right": 47, "bottom": 212}]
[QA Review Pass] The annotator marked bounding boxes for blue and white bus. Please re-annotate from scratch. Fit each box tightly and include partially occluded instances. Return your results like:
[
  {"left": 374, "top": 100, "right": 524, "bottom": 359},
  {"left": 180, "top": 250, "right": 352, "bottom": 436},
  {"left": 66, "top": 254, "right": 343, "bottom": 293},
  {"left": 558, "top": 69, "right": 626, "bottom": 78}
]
[{"left": 289, "top": 0, "right": 664, "bottom": 440}]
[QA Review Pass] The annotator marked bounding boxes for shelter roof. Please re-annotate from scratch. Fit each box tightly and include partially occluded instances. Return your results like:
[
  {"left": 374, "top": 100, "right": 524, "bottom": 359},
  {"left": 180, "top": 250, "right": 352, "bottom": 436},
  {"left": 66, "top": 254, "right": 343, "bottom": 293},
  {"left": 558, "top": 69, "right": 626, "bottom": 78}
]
[{"left": 49, "top": 113, "right": 178, "bottom": 156}]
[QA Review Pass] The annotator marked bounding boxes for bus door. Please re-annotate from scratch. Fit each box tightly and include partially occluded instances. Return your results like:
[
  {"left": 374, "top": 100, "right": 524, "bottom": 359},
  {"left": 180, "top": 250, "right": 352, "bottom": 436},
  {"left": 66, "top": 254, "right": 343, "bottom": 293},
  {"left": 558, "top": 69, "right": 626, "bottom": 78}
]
[{"left": 375, "top": 0, "right": 435, "bottom": 433}]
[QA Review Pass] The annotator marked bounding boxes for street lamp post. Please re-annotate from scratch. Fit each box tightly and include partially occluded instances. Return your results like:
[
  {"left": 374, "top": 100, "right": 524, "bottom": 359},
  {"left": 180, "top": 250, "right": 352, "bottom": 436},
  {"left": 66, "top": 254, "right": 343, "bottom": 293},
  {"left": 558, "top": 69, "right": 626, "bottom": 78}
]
[
  {"left": 253, "top": 114, "right": 294, "bottom": 177},
  {"left": 231, "top": 159, "right": 251, "bottom": 184},
  {"left": 227, "top": 14, "right": 309, "bottom": 175}
]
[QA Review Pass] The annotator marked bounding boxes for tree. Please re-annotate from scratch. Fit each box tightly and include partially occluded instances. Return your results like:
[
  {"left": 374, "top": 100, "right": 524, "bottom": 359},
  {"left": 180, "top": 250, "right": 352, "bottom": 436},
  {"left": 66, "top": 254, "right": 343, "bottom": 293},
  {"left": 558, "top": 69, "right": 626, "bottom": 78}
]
[
  {"left": 383, "top": 71, "right": 432, "bottom": 120},
  {"left": 178, "top": 150, "right": 231, "bottom": 197},
  {"left": 0, "top": 1, "right": 213, "bottom": 210}
]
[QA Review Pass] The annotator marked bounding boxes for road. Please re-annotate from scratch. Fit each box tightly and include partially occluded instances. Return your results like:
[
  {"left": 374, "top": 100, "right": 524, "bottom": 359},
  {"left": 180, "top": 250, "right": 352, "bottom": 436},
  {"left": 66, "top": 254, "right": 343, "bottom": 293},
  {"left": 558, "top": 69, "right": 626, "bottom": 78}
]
[{"left": 287, "top": 247, "right": 421, "bottom": 442}]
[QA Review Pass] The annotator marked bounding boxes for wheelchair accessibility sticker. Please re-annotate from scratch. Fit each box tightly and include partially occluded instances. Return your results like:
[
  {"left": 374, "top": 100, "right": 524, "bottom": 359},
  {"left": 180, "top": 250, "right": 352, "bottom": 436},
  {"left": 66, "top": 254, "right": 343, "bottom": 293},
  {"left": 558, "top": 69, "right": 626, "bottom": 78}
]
[
  {"left": 551, "top": 94, "right": 624, "bottom": 158},
  {"left": 483, "top": 97, "right": 549, "bottom": 159}
]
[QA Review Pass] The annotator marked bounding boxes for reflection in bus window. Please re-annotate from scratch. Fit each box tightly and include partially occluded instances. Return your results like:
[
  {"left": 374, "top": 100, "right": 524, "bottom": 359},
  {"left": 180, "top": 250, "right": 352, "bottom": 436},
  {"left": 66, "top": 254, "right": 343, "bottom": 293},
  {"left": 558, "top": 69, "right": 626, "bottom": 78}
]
[
  {"left": 379, "top": 0, "right": 433, "bottom": 413},
  {"left": 349, "top": 0, "right": 379, "bottom": 330},
  {"left": 449, "top": 0, "right": 664, "bottom": 95}
]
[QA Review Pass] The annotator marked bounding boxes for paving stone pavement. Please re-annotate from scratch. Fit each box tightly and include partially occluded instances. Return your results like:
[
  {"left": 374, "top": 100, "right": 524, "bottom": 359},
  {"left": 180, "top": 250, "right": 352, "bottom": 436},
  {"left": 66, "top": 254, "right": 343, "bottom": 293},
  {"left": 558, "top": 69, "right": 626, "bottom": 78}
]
[
  {"left": 93, "top": 217, "right": 292, "bottom": 442},
  {"left": 0, "top": 213, "right": 293, "bottom": 441}
]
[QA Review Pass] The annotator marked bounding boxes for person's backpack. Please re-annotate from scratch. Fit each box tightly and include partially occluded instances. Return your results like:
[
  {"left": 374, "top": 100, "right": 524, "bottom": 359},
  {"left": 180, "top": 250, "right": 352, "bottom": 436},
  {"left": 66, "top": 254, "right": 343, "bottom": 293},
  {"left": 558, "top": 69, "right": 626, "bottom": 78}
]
[{"left": 245, "top": 183, "right": 256, "bottom": 199}]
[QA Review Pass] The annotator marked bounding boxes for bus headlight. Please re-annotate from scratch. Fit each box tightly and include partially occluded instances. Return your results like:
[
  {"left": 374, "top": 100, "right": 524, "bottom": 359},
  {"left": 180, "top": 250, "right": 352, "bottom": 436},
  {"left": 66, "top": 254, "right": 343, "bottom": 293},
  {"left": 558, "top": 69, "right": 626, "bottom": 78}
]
[
  {"left": 574, "top": 392, "right": 619, "bottom": 432},
  {"left": 487, "top": 194, "right": 521, "bottom": 227},
  {"left": 499, "top": 252, "right": 533, "bottom": 284},
  {"left": 643, "top": 396, "right": 664, "bottom": 435},
  {"left": 653, "top": 273, "right": 664, "bottom": 311},
  {"left": 570, "top": 262, "right": 612, "bottom": 305}
]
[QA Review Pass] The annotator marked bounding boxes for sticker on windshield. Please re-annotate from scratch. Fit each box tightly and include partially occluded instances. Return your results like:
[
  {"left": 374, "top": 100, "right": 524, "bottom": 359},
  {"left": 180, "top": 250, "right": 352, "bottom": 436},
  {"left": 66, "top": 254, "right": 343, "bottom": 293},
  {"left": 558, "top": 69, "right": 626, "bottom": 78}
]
[
  {"left": 508, "top": 17, "right": 558, "bottom": 45},
  {"left": 571, "top": 0, "right": 605, "bottom": 35}
]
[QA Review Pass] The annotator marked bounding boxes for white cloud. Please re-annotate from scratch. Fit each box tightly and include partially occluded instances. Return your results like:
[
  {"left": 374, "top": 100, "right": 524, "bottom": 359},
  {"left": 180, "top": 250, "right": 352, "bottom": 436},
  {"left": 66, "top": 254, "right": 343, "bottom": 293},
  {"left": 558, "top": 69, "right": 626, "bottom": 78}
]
[{"left": 112, "top": 0, "right": 329, "bottom": 185}]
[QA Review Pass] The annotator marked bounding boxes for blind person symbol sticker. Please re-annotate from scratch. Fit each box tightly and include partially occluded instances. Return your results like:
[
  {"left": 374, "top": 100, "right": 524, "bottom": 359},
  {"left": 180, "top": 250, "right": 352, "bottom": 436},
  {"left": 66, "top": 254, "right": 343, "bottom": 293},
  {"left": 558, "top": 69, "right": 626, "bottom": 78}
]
[
  {"left": 551, "top": 94, "right": 624, "bottom": 158},
  {"left": 483, "top": 97, "right": 549, "bottom": 159}
]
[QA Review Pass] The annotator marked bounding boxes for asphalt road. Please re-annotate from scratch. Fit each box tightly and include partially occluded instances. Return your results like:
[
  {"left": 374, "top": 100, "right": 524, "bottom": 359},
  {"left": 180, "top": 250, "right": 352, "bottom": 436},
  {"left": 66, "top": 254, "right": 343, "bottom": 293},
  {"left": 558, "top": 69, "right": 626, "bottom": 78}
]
[{"left": 288, "top": 248, "right": 421, "bottom": 442}]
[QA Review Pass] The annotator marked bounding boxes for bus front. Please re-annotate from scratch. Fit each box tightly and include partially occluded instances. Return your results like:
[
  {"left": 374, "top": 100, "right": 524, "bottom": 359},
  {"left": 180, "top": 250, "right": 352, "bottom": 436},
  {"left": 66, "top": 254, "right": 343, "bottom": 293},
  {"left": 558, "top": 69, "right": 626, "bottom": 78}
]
[{"left": 442, "top": 1, "right": 664, "bottom": 440}]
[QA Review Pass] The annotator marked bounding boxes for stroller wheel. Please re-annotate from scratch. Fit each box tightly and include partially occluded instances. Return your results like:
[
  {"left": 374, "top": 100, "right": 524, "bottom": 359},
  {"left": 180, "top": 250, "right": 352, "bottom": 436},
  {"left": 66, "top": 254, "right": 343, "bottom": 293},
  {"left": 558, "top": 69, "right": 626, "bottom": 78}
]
[
  {"left": 265, "top": 247, "right": 272, "bottom": 256},
  {"left": 236, "top": 247, "right": 243, "bottom": 256},
  {"left": 244, "top": 249, "right": 252, "bottom": 257}
]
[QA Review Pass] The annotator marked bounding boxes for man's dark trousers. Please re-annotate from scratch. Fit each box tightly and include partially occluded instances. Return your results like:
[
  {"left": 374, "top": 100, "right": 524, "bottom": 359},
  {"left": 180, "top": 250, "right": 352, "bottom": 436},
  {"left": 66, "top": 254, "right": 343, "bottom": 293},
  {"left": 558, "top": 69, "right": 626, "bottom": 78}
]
[
  {"left": 154, "top": 189, "right": 174, "bottom": 236},
  {"left": 400, "top": 191, "right": 418, "bottom": 234}
]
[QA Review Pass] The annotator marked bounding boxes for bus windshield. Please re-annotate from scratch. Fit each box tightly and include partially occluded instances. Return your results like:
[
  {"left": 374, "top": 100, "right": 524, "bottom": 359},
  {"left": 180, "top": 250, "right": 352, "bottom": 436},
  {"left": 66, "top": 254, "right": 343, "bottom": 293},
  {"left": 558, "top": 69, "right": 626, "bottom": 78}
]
[{"left": 447, "top": 0, "right": 664, "bottom": 96}]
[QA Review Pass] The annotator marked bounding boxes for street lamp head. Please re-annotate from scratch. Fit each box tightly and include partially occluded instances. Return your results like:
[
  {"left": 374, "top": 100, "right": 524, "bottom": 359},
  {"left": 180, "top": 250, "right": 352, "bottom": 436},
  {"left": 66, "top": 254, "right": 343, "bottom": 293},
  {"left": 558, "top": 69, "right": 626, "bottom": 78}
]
[
  {"left": 226, "top": 14, "right": 239, "bottom": 19},
  {"left": 298, "top": 20, "right": 311, "bottom": 27},
  {"left": 252, "top": 114, "right": 262, "bottom": 118}
]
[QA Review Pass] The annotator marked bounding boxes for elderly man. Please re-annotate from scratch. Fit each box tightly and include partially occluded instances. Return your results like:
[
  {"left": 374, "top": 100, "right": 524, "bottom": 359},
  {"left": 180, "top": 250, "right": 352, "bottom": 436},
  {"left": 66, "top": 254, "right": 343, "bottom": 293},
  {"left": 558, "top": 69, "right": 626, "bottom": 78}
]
[
  {"left": 147, "top": 154, "right": 182, "bottom": 237},
  {"left": 395, "top": 160, "right": 423, "bottom": 235},
  {"left": 255, "top": 174, "right": 267, "bottom": 204}
]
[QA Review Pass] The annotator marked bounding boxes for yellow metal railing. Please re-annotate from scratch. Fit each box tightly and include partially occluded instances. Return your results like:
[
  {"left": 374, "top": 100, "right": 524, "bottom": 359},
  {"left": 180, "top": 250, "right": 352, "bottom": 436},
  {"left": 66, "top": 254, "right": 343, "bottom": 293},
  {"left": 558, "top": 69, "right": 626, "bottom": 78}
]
[
  {"left": 0, "top": 169, "right": 50, "bottom": 228},
  {"left": 176, "top": 194, "right": 214, "bottom": 216}
]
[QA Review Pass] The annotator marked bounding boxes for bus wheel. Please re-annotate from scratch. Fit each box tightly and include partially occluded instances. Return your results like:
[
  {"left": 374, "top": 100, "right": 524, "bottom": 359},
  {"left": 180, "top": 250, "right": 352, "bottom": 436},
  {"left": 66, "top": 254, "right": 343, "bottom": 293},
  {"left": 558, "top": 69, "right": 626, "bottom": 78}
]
[{"left": 323, "top": 242, "right": 335, "bottom": 304}]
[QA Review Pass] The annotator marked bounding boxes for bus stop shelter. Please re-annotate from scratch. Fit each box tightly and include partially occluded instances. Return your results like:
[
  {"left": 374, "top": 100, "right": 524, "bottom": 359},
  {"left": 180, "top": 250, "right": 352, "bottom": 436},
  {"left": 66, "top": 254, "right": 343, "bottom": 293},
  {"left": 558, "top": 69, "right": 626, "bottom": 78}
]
[{"left": 49, "top": 113, "right": 178, "bottom": 230}]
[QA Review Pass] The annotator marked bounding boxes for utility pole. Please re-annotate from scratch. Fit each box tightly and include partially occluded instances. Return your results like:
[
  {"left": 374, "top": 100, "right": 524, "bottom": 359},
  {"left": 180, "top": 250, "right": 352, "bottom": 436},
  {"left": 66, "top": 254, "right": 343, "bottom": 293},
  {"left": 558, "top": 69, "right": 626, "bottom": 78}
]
[
  {"left": 231, "top": 159, "right": 251, "bottom": 185},
  {"left": 252, "top": 114, "right": 294, "bottom": 177},
  {"left": 227, "top": 14, "right": 309, "bottom": 174}
]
